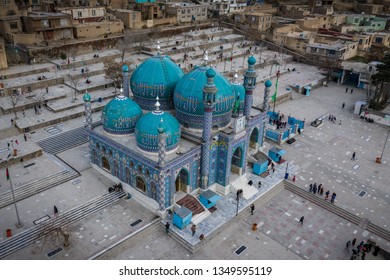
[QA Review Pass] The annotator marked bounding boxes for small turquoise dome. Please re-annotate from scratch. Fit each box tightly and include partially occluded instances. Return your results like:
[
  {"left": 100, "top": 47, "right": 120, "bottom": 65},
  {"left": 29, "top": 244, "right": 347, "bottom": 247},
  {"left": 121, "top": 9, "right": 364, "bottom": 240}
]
[
  {"left": 83, "top": 93, "right": 91, "bottom": 102},
  {"left": 135, "top": 110, "right": 181, "bottom": 153},
  {"left": 102, "top": 95, "right": 142, "bottom": 135},
  {"left": 174, "top": 66, "right": 235, "bottom": 130},
  {"left": 130, "top": 55, "right": 184, "bottom": 111},
  {"left": 206, "top": 68, "right": 216, "bottom": 78},
  {"left": 122, "top": 64, "right": 129, "bottom": 72},
  {"left": 248, "top": 56, "right": 256, "bottom": 65},
  {"left": 265, "top": 80, "right": 272, "bottom": 87}
]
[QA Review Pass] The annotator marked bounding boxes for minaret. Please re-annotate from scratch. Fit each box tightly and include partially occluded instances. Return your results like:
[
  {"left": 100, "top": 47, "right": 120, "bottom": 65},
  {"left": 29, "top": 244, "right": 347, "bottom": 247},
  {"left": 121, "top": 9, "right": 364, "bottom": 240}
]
[
  {"left": 201, "top": 64, "right": 217, "bottom": 189},
  {"left": 263, "top": 79, "right": 272, "bottom": 111},
  {"left": 157, "top": 113, "right": 167, "bottom": 210},
  {"left": 83, "top": 91, "right": 92, "bottom": 129},
  {"left": 122, "top": 64, "right": 130, "bottom": 98},
  {"left": 243, "top": 55, "right": 257, "bottom": 120}
]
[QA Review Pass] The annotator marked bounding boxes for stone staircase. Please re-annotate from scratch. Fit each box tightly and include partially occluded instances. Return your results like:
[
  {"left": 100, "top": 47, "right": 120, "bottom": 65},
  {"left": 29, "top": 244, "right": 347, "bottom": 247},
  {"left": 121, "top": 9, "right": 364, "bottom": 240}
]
[
  {"left": 176, "top": 194, "right": 205, "bottom": 215},
  {"left": 36, "top": 126, "right": 88, "bottom": 154},
  {"left": 0, "top": 190, "right": 126, "bottom": 259},
  {"left": 230, "top": 175, "right": 258, "bottom": 200},
  {"left": 284, "top": 180, "right": 390, "bottom": 242},
  {"left": 164, "top": 180, "right": 285, "bottom": 254},
  {"left": 0, "top": 169, "right": 79, "bottom": 209}
]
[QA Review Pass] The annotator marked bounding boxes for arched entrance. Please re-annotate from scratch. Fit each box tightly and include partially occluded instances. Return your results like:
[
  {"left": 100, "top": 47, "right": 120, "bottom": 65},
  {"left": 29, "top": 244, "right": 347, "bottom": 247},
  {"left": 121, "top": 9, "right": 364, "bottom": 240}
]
[
  {"left": 135, "top": 176, "right": 146, "bottom": 193},
  {"left": 231, "top": 147, "right": 243, "bottom": 175},
  {"left": 102, "top": 156, "right": 110, "bottom": 171},
  {"left": 175, "top": 168, "right": 189, "bottom": 193},
  {"left": 250, "top": 128, "right": 259, "bottom": 149}
]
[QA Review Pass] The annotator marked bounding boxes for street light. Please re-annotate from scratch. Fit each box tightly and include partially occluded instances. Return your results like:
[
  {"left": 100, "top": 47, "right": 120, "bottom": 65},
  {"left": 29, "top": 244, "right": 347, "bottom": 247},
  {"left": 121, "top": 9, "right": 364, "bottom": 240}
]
[
  {"left": 2, "top": 154, "right": 23, "bottom": 228},
  {"left": 378, "top": 127, "right": 390, "bottom": 164}
]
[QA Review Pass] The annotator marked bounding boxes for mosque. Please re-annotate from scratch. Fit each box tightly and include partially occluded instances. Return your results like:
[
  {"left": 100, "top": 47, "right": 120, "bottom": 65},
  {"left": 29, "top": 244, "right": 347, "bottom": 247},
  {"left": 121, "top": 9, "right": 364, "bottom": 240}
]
[{"left": 83, "top": 47, "right": 273, "bottom": 219}]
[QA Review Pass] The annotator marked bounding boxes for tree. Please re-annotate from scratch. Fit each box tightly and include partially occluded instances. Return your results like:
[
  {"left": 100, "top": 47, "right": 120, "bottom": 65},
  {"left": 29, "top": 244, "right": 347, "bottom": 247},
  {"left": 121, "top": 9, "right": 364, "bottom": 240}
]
[
  {"left": 370, "top": 55, "right": 390, "bottom": 110},
  {"left": 6, "top": 88, "right": 22, "bottom": 119},
  {"left": 116, "top": 33, "right": 132, "bottom": 62},
  {"left": 33, "top": 89, "right": 48, "bottom": 114},
  {"left": 317, "top": 57, "right": 342, "bottom": 83},
  {"left": 67, "top": 74, "right": 80, "bottom": 101},
  {"left": 104, "top": 60, "right": 127, "bottom": 95}
]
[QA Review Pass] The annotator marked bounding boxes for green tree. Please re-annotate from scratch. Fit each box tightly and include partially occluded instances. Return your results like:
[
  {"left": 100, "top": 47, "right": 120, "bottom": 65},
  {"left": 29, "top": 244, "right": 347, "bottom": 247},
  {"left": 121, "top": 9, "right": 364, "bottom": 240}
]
[{"left": 370, "top": 55, "right": 390, "bottom": 110}]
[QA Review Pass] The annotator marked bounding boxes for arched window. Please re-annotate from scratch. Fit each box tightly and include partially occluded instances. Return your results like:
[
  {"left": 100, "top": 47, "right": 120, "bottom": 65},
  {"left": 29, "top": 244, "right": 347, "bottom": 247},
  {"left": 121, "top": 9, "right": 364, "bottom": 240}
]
[
  {"left": 137, "top": 165, "right": 143, "bottom": 173},
  {"left": 96, "top": 143, "right": 100, "bottom": 149},
  {"left": 125, "top": 167, "right": 131, "bottom": 184},
  {"left": 136, "top": 176, "right": 146, "bottom": 193},
  {"left": 102, "top": 156, "right": 110, "bottom": 171},
  {"left": 113, "top": 160, "right": 118, "bottom": 177},
  {"left": 102, "top": 146, "right": 106, "bottom": 154}
]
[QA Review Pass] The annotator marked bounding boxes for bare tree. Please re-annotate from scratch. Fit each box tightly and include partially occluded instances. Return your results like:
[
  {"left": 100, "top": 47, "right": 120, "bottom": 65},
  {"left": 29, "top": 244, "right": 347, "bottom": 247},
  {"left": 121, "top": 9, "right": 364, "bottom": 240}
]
[
  {"left": 116, "top": 33, "right": 132, "bottom": 62},
  {"left": 69, "top": 48, "right": 78, "bottom": 71},
  {"left": 316, "top": 57, "right": 342, "bottom": 83},
  {"left": 67, "top": 74, "right": 80, "bottom": 101},
  {"left": 33, "top": 89, "right": 48, "bottom": 114},
  {"left": 6, "top": 88, "right": 22, "bottom": 119},
  {"left": 104, "top": 60, "right": 127, "bottom": 95},
  {"left": 132, "top": 33, "right": 150, "bottom": 54}
]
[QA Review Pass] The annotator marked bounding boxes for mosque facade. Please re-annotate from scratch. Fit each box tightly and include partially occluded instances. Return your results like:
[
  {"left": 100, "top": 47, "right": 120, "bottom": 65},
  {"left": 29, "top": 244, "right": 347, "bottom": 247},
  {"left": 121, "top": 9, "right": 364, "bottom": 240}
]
[{"left": 84, "top": 50, "right": 272, "bottom": 214}]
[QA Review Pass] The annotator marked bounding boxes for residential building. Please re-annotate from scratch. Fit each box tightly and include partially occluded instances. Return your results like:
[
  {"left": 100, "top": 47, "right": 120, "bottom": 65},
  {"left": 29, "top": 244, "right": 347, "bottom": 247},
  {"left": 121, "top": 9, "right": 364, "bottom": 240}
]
[
  {"left": 233, "top": 11, "right": 272, "bottom": 32},
  {"left": 58, "top": 6, "right": 106, "bottom": 24},
  {"left": 306, "top": 40, "right": 358, "bottom": 61},
  {"left": 308, "top": 0, "right": 334, "bottom": 15},
  {"left": 73, "top": 20, "right": 124, "bottom": 39},
  {"left": 368, "top": 32, "right": 390, "bottom": 48},
  {"left": 0, "top": 38, "right": 7, "bottom": 69},
  {"left": 346, "top": 14, "right": 386, "bottom": 32},
  {"left": 353, "top": 34, "right": 373, "bottom": 51},
  {"left": 0, "top": 0, "right": 24, "bottom": 43},
  {"left": 358, "top": 4, "right": 384, "bottom": 15},
  {"left": 165, "top": 2, "right": 208, "bottom": 23},
  {"left": 21, "top": 12, "right": 73, "bottom": 43},
  {"left": 134, "top": 2, "right": 165, "bottom": 20}
]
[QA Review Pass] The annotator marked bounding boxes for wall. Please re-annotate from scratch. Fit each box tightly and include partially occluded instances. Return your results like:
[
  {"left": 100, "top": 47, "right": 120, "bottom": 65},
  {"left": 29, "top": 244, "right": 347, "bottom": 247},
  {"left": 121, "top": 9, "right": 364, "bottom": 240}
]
[
  {"left": 74, "top": 21, "right": 124, "bottom": 39},
  {"left": 0, "top": 40, "right": 8, "bottom": 69}
]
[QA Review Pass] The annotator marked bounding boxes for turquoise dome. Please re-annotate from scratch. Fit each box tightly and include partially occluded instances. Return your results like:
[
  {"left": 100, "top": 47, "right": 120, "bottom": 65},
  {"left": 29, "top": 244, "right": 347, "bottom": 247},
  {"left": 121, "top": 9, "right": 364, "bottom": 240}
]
[
  {"left": 135, "top": 108, "right": 181, "bottom": 153},
  {"left": 206, "top": 68, "right": 216, "bottom": 78},
  {"left": 130, "top": 55, "right": 184, "bottom": 111},
  {"left": 248, "top": 56, "right": 256, "bottom": 65},
  {"left": 102, "top": 95, "right": 142, "bottom": 135},
  {"left": 122, "top": 64, "right": 129, "bottom": 72},
  {"left": 83, "top": 93, "right": 91, "bottom": 102},
  {"left": 174, "top": 66, "right": 235, "bottom": 130},
  {"left": 265, "top": 80, "right": 272, "bottom": 87}
]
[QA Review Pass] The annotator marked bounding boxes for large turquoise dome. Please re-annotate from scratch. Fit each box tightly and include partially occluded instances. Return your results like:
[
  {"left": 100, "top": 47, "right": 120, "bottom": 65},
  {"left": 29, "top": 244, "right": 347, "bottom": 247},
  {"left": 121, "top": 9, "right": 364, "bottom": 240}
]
[
  {"left": 102, "top": 95, "right": 142, "bottom": 135},
  {"left": 130, "top": 55, "right": 184, "bottom": 111},
  {"left": 135, "top": 101, "right": 181, "bottom": 153},
  {"left": 173, "top": 66, "right": 235, "bottom": 130}
]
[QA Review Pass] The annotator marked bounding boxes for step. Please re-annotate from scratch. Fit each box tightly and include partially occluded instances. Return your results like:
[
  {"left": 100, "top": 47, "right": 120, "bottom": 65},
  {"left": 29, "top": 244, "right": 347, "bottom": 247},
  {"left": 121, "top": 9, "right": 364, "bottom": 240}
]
[
  {"left": 0, "top": 191, "right": 125, "bottom": 259},
  {"left": 366, "top": 223, "right": 390, "bottom": 242}
]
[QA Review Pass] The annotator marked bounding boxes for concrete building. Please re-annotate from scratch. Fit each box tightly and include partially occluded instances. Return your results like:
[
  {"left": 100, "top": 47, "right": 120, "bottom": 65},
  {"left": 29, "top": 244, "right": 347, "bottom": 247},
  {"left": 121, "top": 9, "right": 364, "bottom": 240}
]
[
  {"left": 273, "top": 25, "right": 314, "bottom": 54},
  {"left": 234, "top": 11, "right": 272, "bottom": 32},
  {"left": 358, "top": 4, "right": 384, "bottom": 15},
  {"left": 353, "top": 33, "right": 373, "bottom": 51},
  {"left": 0, "top": 0, "right": 25, "bottom": 44},
  {"left": 73, "top": 20, "right": 124, "bottom": 39},
  {"left": 346, "top": 14, "right": 386, "bottom": 32},
  {"left": 306, "top": 40, "right": 358, "bottom": 61},
  {"left": 21, "top": 12, "right": 74, "bottom": 44},
  {"left": 114, "top": 8, "right": 175, "bottom": 29},
  {"left": 58, "top": 6, "right": 106, "bottom": 24},
  {"left": 165, "top": 2, "right": 208, "bottom": 24},
  {"left": 368, "top": 32, "right": 390, "bottom": 48},
  {"left": 308, "top": 0, "right": 334, "bottom": 15}
]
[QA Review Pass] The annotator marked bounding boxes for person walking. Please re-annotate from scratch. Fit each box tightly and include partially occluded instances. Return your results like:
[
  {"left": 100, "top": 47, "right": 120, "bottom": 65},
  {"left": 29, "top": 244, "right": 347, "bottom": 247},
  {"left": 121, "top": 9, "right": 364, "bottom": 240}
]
[
  {"left": 350, "top": 88, "right": 353, "bottom": 94},
  {"left": 313, "top": 185, "right": 317, "bottom": 194},
  {"left": 165, "top": 222, "right": 170, "bottom": 234},
  {"left": 258, "top": 181, "right": 262, "bottom": 188},
  {"left": 299, "top": 216, "right": 304, "bottom": 225},
  {"left": 352, "top": 238, "right": 357, "bottom": 247},
  {"left": 345, "top": 87, "right": 348, "bottom": 93},
  {"left": 54, "top": 205, "right": 59, "bottom": 214},
  {"left": 248, "top": 180, "right": 253, "bottom": 186},
  {"left": 325, "top": 190, "right": 330, "bottom": 200},
  {"left": 331, "top": 192, "right": 336, "bottom": 204},
  {"left": 292, "top": 175, "right": 296, "bottom": 182},
  {"left": 346, "top": 240, "right": 351, "bottom": 250},
  {"left": 351, "top": 152, "right": 356, "bottom": 161},
  {"left": 342, "top": 102, "right": 345, "bottom": 109},
  {"left": 309, "top": 184, "right": 313, "bottom": 193},
  {"left": 24, "top": 133, "right": 27, "bottom": 141},
  {"left": 191, "top": 224, "right": 196, "bottom": 236},
  {"left": 250, "top": 204, "right": 255, "bottom": 215},
  {"left": 373, "top": 245, "right": 380, "bottom": 256}
]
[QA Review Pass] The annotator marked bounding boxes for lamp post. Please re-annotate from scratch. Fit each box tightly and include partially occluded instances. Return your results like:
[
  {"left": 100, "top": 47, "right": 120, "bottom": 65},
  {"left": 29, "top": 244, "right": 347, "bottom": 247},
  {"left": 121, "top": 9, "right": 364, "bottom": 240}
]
[
  {"left": 378, "top": 127, "right": 390, "bottom": 164},
  {"left": 2, "top": 154, "right": 23, "bottom": 228}
]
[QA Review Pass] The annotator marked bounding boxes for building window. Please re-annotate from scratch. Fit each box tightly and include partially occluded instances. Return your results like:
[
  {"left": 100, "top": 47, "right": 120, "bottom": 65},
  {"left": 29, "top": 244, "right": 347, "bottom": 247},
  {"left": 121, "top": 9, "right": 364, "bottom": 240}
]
[
  {"left": 41, "top": 20, "right": 49, "bottom": 27},
  {"left": 77, "top": 11, "right": 82, "bottom": 18},
  {"left": 60, "top": 18, "right": 68, "bottom": 27},
  {"left": 359, "top": 39, "right": 363, "bottom": 45},
  {"left": 92, "top": 10, "right": 96, "bottom": 16},
  {"left": 9, "top": 22, "right": 18, "bottom": 29},
  {"left": 375, "top": 37, "right": 383, "bottom": 43}
]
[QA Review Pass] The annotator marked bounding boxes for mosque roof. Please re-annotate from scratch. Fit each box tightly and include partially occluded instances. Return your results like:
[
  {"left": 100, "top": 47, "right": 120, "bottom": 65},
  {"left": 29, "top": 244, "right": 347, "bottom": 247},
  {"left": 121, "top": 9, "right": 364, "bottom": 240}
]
[
  {"left": 130, "top": 54, "right": 184, "bottom": 111},
  {"left": 173, "top": 65, "right": 235, "bottom": 129},
  {"left": 102, "top": 95, "right": 142, "bottom": 135},
  {"left": 135, "top": 98, "right": 181, "bottom": 153}
]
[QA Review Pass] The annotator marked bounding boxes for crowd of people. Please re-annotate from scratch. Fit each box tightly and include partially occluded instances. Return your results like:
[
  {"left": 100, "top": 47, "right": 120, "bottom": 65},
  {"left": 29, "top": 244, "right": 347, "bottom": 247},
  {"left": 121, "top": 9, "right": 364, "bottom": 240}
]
[
  {"left": 346, "top": 238, "right": 381, "bottom": 260},
  {"left": 308, "top": 183, "right": 337, "bottom": 203}
]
